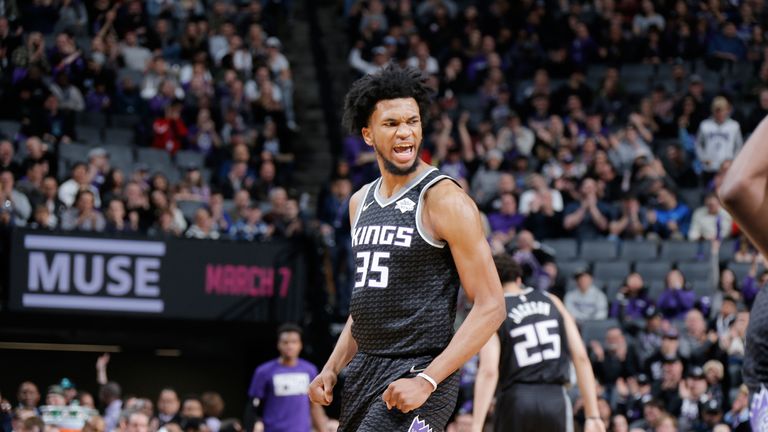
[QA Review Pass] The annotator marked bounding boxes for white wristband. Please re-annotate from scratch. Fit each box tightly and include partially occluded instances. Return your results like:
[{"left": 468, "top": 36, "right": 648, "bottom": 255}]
[{"left": 417, "top": 372, "right": 438, "bottom": 392}]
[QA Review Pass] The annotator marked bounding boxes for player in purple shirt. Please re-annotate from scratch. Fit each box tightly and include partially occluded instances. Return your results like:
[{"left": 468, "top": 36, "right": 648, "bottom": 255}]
[{"left": 248, "top": 324, "right": 329, "bottom": 432}]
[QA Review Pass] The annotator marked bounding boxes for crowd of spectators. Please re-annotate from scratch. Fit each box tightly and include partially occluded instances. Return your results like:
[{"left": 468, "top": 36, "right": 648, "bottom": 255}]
[
  {"left": 4, "top": 0, "right": 768, "bottom": 431},
  {"left": 0, "top": 355, "right": 249, "bottom": 432},
  {"left": 0, "top": 0, "right": 300, "bottom": 242},
  {"left": 343, "top": 0, "right": 768, "bottom": 431}
]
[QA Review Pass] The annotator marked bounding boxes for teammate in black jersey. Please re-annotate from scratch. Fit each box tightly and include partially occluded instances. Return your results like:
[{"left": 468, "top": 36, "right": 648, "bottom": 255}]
[
  {"left": 472, "top": 254, "right": 605, "bottom": 432},
  {"left": 719, "top": 116, "right": 768, "bottom": 430},
  {"left": 308, "top": 66, "right": 506, "bottom": 431}
]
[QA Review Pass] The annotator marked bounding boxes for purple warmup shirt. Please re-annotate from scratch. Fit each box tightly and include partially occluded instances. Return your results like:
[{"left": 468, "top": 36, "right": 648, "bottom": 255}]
[
  {"left": 487, "top": 212, "right": 525, "bottom": 234},
  {"left": 248, "top": 358, "right": 318, "bottom": 432}
]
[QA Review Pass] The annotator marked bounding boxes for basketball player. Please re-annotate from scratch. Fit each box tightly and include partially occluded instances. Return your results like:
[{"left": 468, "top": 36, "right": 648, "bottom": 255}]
[
  {"left": 471, "top": 254, "right": 605, "bottom": 432},
  {"left": 308, "top": 66, "right": 506, "bottom": 431},
  {"left": 719, "top": 116, "right": 768, "bottom": 430}
]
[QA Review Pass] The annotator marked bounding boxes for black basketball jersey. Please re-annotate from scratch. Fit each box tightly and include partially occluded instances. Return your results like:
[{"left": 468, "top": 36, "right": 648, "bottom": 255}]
[
  {"left": 744, "top": 285, "right": 768, "bottom": 391},
  {"left": 497, "top": 288, "right": 571, "bottom": 389},
  {"left": 349, "top": 168, "right": 460, "bottom": 357}
]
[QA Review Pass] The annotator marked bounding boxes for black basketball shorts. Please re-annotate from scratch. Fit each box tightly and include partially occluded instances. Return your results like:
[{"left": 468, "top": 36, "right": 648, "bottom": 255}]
[
  {"left": 494, "top": 383, "right": 573, "bottom": 432},
  {"left": 337, "top": 352, "right": 460, "bottom": 432}
]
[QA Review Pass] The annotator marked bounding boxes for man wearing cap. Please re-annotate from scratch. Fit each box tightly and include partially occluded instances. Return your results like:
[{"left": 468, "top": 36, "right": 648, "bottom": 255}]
[
  {"left": 645, "top": 328, "right": 682, "bottom": 381},
  {"left": 45, "top": 386, "right": 66, "bottom": 407},
  {"left": 59, "top": 379, "right": 77, "bottom": 405},
  {"left": 656, "top": 356, "right": 684, "bottom": 416},
  {"left": 695, "top": 96, "right": 743, "bottom": 182},
  {"left": 564, "top": 266, "right": 608, "bottom": 322},
  {"left": 635, "top": 306, "right": 663, "bottom": 364},
  {"left": 695, "top": 397, "right": 724, "bottom": 431},
  {"left": 616, "top": 373, "right": 653, "bottom": 423},
  {"left": 677, "top": 366, "right": 709, "bottom": 430},
  {"left": 348, "top": 41, "right": 389, "bottom": 76}
]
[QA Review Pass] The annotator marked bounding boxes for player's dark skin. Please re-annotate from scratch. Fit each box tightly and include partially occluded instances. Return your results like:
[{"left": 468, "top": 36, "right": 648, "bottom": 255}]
[{"left": 309, "top": 97, "right": 506, "bottom": 413}]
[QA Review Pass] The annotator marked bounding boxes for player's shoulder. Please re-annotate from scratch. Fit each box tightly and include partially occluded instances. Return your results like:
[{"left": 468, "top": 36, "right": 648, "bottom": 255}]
[
  {"left": 253, "top": 358, "right": 280, "bottom": 375},
  {"left": 349, "top": 179, "right": 378, "bottom": 215},
  {"left": 423, "top": 174, "right": 474, "bottom": 213},
  {"left": 297, "top": 358, "right": 319, "bottom": 373}
]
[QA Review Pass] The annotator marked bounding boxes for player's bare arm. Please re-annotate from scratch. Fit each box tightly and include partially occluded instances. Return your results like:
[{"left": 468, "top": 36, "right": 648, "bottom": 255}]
[
  {"left": 382, "top": 180, "right": 506, "bottom": 412},
  {"left": 719, "top": 116, "right": 768, "bottom": 255},
  {"left": 309, "top": 188, "right": 366, "bottom": 406},
  {"left": 548, "top": 294, "right": 605, "bottom": 432},
  {"left": 471, "top": 333, "right": 500, "bottom": 432}
]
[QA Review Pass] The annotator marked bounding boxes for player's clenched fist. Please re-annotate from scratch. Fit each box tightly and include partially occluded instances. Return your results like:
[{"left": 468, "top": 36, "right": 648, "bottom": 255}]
[
  {"left": 309, "top": 370, "right": 337, "bottom": 406},
  {"left": 381, "top": 377, "right": 433, "bottom": 413}
]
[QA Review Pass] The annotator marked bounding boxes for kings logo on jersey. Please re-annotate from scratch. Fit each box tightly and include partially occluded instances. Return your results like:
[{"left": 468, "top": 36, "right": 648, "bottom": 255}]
[{"left": 407, "top": 416, "right": 432, "bottom": 432}]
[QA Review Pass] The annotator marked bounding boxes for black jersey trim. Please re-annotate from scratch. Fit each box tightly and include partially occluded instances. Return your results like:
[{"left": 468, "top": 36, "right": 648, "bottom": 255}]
[
  {"left": 351, "top": 181, "right": 375, "bottom": 230},
  {"left": 373, "top": 167, "right": 437, "bottom": 207},
  {"left": 415, "top": 174, "right": 455, "bottom": 248}
]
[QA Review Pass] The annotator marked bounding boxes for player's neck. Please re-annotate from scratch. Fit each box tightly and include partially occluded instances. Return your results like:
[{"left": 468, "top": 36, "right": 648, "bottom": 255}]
[
  {"left": 377, "top": 162, "right": 431, "bottom": 199},
  {"left": 279, "top": 356, "right": 298, "bottom": 366},
  {"left": 502, "top": 282, "right": 524, "bottom": 294}
]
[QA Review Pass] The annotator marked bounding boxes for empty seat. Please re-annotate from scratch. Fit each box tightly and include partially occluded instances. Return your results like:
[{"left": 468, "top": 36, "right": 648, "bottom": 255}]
[
  {"left": 110, "top": 159, "right": 133, "bottom": 176},
  {"left": 719, "top": 239, "right": 737, "bottom": 262},
  {"left": 660, "top": 241, "right": 708, "bottom": 262},
  {"left": 76, "top": 111, "right": 107, "bottom": 128},
  {"left": 118, "top": 67, "right": 144, "bottom": 86},
  {"left": 678, "top": 188, "right": 703, "bottom": 208},
  {"left": 604, "top": 279, "right": 624, "bottom": 301},
  {"left": 729, "top": 262, "right": 753, "bottom": 282},
  {"left": 621, "top": 240, "right": 658, "bottom": 261},
  {"left": 0, "top": 120, "right": 19, "bottom": 137},
  {"left": 59, "top": 143, "right": 90, "bottom": 164},
  {"left": 677, "top": 262, "right": 712, "bottom": 281},
  {"left": 648, "top": 280, "right": 667, "bottom": 300},
  {"left": 110, "top": 114, "right": 140, "bottom": 128},
  {"left": 621, "top": 63, "right": 655, "bottom": 81},
  {"left": 635, "top": 261, "right": 672, "bottom": 281},
  {"left": 105, "top": 127, "right": 134, "bottom": 146},
  {"left": 77, "top": 126, "right": 103, "bottom": 144},
  {"left": 557, "top": 260, "right": 589, "bottom": 279},
  {"left": 175, "top": 150, "right": 205, "bottom": 169},
  {"left": 580, "top": 240, "right": 618, "bottom": 261},
  {"left": 690, "top": 279, "right": 714, "bottom": 298},
  {"left": 593, "top": 261, "right": 631, "bottom": 281},
  {"left": 580, "top": 319, "right": 621, "bottom": 346},
  {"left": 542, "top": 239, "right": 579, "bottom": 261},
  {"left": 137, "top": 148, "right": 172, "bottom": 166},
  {"left": 103, "top": 145, "right": 134, "bottom": 165}
]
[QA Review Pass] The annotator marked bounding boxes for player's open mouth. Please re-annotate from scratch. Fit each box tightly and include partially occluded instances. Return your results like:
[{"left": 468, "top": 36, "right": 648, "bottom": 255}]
[{"left": 393, "top": 144, "right": 414, "bottom": 162}]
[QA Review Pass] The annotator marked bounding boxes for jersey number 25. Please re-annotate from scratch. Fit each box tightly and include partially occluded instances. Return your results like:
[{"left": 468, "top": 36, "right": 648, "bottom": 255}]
[{"left": 510, "top": 319, "right": 561, "bottom": 367}]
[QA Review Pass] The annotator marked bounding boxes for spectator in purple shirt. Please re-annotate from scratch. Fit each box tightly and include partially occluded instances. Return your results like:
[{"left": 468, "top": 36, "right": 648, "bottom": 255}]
[
  {"left": 657, "top": 269, "right": 697, "bottom": 320},
  {"left": 610, "top": 272, "right": 653, "bottom": 322},
  {"left": 487, "top": 192, "right": 525, "bottom": 248},
  {"left": 248, "top": 324, "right": 328, "bottom": 432}
]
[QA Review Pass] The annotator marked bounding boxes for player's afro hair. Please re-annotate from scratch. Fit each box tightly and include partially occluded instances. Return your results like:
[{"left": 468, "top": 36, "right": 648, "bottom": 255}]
[{"left": 342, "top": 65, "right": 433, "bottom": 136}]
